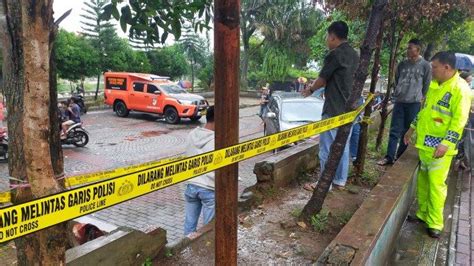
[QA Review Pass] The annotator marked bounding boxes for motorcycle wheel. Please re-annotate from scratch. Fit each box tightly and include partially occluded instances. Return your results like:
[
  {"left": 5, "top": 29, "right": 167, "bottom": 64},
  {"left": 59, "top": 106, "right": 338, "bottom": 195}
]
[
  {"left": 81, "top": 104, "right": 87, "bottom": 115},
  {"left": 72, "top": 130, "right": 89, "bottom": 147}
]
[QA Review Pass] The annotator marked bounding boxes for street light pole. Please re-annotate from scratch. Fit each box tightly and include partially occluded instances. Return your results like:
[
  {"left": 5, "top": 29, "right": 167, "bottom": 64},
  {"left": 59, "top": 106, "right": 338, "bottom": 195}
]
[{"left": 214, "top": 0, "right": 240, "bottom": 265}]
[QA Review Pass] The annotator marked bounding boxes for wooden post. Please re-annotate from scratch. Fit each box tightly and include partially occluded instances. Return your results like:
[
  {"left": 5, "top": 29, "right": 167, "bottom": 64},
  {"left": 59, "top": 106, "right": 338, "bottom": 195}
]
[{"left": 214, "top": 0, "right": 240, "bottom": 265}]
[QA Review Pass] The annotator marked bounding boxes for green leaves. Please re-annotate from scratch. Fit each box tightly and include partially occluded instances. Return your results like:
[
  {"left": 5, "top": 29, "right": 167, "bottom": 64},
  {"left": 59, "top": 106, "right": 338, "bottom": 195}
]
[
  {"left": 262, "top": 46, "right": 291, "bottom": 82},
  {"left": 102, "top": 0, "right": 213, "bottom": 44},
  {"left": 54, "top": 29, "right": 99, "bottom": 81},
  {"left": 146, "top": 45, "right": 190, "bottom": 79}
]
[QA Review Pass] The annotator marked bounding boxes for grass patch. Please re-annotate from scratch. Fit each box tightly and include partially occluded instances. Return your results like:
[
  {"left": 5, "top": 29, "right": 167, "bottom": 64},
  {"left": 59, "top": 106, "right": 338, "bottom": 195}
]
[
  {"left": 361, "top": 162, "right": 380, "bottom": 187},
  {"left": 290, "top": 208, "right": 302, "bottom": 218},
  {"left": 261, "top": 186, "right": 278, "bottom": 199},
  {"left": 310, "top": 210, "right": 329, "bottom": 233},
  {"left": 142, "top": 258, "right": 152, "bottom": 266},
  {"left": 335, "top": 211, "right": 353, "bottom": 226}
]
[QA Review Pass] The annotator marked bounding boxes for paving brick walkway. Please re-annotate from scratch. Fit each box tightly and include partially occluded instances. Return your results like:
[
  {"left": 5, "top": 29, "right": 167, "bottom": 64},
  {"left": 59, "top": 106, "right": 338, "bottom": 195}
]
[
  {"left": 454, "top": 120, "right": 474, "bottom": 266},
  {"left": 454, "top": 169, "right": 473, "bottom": 265}
]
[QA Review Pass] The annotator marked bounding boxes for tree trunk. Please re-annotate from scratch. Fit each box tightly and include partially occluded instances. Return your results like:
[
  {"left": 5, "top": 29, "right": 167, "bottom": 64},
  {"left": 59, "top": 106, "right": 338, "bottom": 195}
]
[
  {"left": 375, "top": 26, "right": 404, "bottom": 150},
  {"left": 1, "top": 1, "right": 69, "bottom": 264},
  {"left": 214, "top": 0, "right": 240, "bottom": 263},
  {"left": 94, "top": 73, "right": 100, "bottom": 100},
  {"left": 240, "top": 25, "right": 252, "bottom": 90},
  {"left": 191, "top": 58, "right": 195, "bottom": 92},
  {"left": 423, "top": 42, "right": 434, "bottom": 61},
  {"left": 241, "top": 48, "right": 250, "bottom": 90},
  {"left": 354, "top": 22, "right": 384, "bottom": 179},
  {"left": 300, "top": 0, "right": 388, "bottom": 221}
]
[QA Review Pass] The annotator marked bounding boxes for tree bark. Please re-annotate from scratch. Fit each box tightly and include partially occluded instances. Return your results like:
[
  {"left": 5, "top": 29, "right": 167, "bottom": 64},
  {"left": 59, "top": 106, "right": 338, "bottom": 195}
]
[
  {"left": 375, "top": 24, "right": 404, "bottom": 150},
  {"left": 241, "top": 42, "right": 250, "bottom": 90},
  {"left": 214, "top": 0, "right": 240, "bottom": 264},
  {"left": 353, "top": 21, "right": 384, "bottom": 179},
  {"left": 301, "top": 0, "right": 388, "bottom": 221},
  {"left": 240, "top": 23, "right": 255, "bottom": 90},
  {"left": 191, "top": 57, "right": 195, "bottom": 92},
  {"left": 1, "top": 0, "right": 69, "bottom": 264},
  {"left": 423, "top": 42, "right": 434, "bottom": 61},
  {"left": 95, "top": 72, "right": 100, "bottom": 100}
]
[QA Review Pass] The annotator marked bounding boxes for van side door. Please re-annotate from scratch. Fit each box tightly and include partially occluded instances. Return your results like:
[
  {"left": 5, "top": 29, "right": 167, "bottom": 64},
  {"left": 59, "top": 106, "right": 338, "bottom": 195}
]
[
  {"left": 146, "top": 84, "right": 165, "bottom": 113},
  {"left": 129, "top": 82, "right": 148, "bottom": 111}
]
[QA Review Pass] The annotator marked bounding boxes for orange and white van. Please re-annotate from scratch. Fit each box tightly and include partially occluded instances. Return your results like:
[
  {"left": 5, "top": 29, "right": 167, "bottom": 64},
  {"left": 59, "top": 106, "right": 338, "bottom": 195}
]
[{"left": 104, "top": 72, "right": 208, "bottom": 124}]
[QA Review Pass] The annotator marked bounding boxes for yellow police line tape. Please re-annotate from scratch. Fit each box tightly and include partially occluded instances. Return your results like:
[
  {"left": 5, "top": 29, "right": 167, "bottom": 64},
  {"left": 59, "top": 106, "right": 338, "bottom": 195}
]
[
  {"left": 0, "top": 94, "right": 372, "bottom": 243},
  {"left": 0, "top": 156, "right": 185, "bottom": 204}
]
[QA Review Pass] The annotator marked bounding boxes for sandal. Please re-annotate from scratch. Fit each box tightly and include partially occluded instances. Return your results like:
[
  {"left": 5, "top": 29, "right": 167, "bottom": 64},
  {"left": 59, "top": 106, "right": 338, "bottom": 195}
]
[{"left": 303, "top": 182, "right": 317, "bottom": 192}]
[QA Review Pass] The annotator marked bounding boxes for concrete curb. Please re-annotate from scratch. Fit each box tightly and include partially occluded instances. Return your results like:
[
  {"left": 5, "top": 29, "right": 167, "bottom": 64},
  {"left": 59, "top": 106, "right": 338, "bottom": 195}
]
[
  {"left": 165, "top": 221, "right": 215, "bottom": 255},
  {"left": 317, "top": 147, "right": 419, "bottom": 265}
]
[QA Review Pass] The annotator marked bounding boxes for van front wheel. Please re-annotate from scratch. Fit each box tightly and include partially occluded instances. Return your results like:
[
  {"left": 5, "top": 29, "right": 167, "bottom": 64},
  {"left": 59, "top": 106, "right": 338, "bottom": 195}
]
[
  {"left": 114, "top": 101, "right": 129, "bottom": 117},
  {"left": 165, "top": 107, "right": 180, "bottom": 124}
]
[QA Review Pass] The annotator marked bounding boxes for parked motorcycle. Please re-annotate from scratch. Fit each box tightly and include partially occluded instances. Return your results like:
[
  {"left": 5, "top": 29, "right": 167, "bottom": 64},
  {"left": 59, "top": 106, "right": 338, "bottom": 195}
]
[
  {"left": 62, "top": 123, "right": 89, "bottom": 147},
  {"left": 71, "top": 93, "right": 87, "bottom": 115},
  {"left": 0, "top": 128, "right": 7, "bottom": 160}
]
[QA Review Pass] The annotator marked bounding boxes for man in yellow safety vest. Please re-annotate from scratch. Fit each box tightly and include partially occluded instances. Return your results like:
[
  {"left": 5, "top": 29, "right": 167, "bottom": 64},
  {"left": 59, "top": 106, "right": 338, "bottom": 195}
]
[{"left": 404, "top": 51, "right": 471, "bottom": 238}]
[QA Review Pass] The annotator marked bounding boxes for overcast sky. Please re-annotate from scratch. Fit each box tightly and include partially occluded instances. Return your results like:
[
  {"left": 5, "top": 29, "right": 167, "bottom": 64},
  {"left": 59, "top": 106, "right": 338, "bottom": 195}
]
[{"left": 53, "top": 0, "right": 127, "bottom": 37}]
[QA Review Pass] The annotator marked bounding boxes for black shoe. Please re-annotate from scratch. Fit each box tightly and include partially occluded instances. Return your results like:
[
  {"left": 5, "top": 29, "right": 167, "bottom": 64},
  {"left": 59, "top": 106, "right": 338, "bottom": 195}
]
[
  {"left": 427, "top": 228, "right": 441, "bottom": 238},
  {"left": 377, "top": 157, "right": 394, "bottom": 166},
  {"left": 407, "top": 215, "right": 425, "bottom": 224}
]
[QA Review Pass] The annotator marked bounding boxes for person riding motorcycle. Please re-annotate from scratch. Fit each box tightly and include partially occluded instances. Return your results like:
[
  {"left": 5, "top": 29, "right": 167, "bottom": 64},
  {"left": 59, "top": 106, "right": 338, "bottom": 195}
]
[{"left": 61, "top": 98, "right": 81, "bottom": 139}]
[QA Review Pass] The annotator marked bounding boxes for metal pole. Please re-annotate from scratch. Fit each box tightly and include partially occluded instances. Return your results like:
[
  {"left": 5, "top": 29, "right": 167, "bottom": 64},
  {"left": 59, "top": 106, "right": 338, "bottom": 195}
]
[{"left": 214, "top": 0, "right": 240, "bottom": 264}]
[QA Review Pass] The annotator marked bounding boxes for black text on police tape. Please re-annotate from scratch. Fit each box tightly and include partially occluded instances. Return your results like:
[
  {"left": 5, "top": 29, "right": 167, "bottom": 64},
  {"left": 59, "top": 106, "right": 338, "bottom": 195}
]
[
  {"left": 0, "top": 182, "right": 114, "bottom": 240},
  {"left": 225, "top": 138, "right": 270, "bottom": 160},
  {"left": 138, "top": 154, "right": 214, "bottom": 188}
]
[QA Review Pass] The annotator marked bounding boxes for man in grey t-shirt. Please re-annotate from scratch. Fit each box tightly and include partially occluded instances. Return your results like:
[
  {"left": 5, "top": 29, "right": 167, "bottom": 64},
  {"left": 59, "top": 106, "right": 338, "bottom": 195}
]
[{"left": 378, "top": 39, "right": 431, "bottom": 165}]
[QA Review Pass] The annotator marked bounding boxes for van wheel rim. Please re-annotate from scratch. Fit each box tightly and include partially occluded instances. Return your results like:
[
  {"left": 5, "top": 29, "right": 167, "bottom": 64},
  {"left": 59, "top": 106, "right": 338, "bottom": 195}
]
[{"left": 117, "top": 104, "right": 125, "bottom": 115}]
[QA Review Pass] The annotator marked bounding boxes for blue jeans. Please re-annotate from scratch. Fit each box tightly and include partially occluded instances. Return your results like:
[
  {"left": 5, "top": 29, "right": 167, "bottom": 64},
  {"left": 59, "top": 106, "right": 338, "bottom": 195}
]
[
  {"left": 259, "top": 104, "right": 268, "bottom": 117},
  {"left": 184, "top": 184, "right": 215, "bottom": 235},
  {"left": 350, "top": 121, "right": 361, "bottom": 159},
  {"left": 386, "top": 102, "right": 421, "bottom": 162},
  {"left": 319, "top": 115, "right": 352, "bottom": 186}
]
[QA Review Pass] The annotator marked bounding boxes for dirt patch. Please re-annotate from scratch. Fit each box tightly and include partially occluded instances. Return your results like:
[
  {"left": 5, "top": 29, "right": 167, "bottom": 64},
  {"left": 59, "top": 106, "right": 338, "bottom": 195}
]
[
  {"left": 157, "top": 182, "right": 370, "bottom": 265},
  {"left": 157, "top": 130, "right": 386, "bottom": 264}
]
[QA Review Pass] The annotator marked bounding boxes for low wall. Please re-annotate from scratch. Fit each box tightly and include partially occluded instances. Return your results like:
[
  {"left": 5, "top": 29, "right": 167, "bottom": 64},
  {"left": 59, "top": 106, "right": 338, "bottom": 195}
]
[
  {"left": 66, "top": 226, "right": 166, "bottom": 266},
  {"left": 317, "top": 147, "right": 419, "bottom": 265},
  {"left": 253, "top": 139, "right": 319, "bottom": 189}
]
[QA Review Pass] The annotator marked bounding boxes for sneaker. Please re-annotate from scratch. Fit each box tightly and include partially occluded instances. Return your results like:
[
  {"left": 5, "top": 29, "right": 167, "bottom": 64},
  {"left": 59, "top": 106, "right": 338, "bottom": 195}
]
[
  {"left": 303, "top": 182, "right": 317, "bottom": 192},
  {"left": 377, "top": 157, "right": 393, "bottom": 166}
]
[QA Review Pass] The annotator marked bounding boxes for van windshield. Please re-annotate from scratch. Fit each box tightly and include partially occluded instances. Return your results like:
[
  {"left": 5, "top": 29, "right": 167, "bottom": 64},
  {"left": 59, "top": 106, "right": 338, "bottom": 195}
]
[{"left": 159, "top": 84, "right": 187, "bottom": 94}]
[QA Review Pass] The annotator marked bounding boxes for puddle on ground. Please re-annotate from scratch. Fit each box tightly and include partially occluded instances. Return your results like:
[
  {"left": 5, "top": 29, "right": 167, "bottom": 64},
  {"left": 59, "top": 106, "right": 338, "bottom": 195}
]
[
  {"left": 124, "top": 130, "right": 171, "bottom": 141},
  {"left": 141, "top": 130, "right": 170, "bottom": 137}
]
